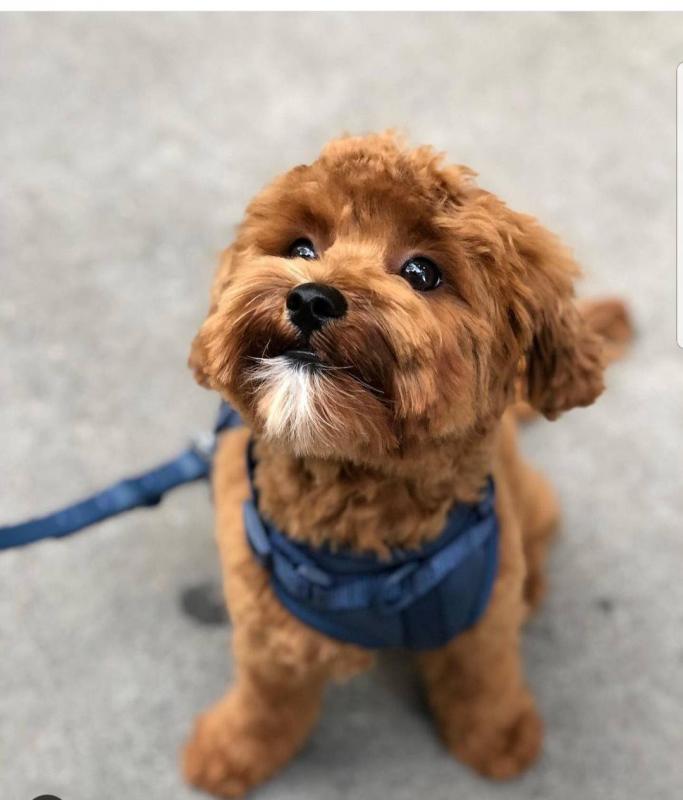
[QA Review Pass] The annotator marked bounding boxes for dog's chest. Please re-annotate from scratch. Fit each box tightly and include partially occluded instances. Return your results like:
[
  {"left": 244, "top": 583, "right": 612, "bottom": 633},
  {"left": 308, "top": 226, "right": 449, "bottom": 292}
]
[{"left": 252, "top": 443, "right": 463, "bottom": 556}]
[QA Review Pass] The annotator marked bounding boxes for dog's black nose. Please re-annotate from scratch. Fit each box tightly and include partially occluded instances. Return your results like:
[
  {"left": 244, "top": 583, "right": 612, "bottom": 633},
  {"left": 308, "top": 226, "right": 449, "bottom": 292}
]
[{"left": 286, "top": 282, "right": 347, "bottom": 336}]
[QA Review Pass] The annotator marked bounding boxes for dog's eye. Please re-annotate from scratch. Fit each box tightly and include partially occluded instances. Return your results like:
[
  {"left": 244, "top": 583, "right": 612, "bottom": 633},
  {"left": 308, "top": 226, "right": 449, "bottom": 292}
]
[
  {"left": 288, "top": 238, "right": 317, "bottom": 260},
  {"left": 400, "top": 257, "right": 442, "bottom": 292}
]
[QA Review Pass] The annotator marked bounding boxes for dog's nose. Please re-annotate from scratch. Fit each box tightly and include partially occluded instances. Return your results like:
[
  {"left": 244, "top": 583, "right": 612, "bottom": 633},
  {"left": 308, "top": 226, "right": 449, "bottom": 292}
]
[{"left": 286, "top": 282, "right": 347, "bottom": 336}]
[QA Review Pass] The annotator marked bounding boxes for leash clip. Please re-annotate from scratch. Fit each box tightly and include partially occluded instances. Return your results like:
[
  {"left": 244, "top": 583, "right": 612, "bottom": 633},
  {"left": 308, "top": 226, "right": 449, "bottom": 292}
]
[{"left": 190, "top": 430, "right": 218, "bottom": 465}]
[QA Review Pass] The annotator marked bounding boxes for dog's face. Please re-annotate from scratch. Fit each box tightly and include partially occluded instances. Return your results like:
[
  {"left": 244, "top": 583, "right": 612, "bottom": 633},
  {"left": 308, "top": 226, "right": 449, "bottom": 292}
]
[{"left": 191, "top": 134, "right": 605, "bottom": 461}]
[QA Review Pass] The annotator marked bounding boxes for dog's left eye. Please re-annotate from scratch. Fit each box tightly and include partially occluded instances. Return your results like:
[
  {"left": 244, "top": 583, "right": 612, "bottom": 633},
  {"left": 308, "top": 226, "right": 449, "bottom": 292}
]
[
  {"left": 400, "top": 257, "right": 442, "bottom": 292},
  {"left": 288, "top": 238, "right": 317, "bottom": 260}
]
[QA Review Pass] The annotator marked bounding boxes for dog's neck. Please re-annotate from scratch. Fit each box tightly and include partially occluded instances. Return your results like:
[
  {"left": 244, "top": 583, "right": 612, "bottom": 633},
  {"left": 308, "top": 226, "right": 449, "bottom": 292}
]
[{"left": 252, "top": 426, "right": 498, "bottom": 556}]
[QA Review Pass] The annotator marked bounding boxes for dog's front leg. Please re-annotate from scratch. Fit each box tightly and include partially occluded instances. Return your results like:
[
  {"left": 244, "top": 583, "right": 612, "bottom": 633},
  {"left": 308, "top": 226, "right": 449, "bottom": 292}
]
[
  {"left": 183, "top": 609, "right": 372, "bottom": 799},
  {"left": 182, "top": 428, "right": 373, "bottom": 798},
  {"left": 416, "top": 487, "right": 543, "bottom": 780},
  {"left": 182, "top": 657, "right": 327, "bottom": 798},
  {"left": 418, "top": 619, "right": 542, "bottom": 780}
]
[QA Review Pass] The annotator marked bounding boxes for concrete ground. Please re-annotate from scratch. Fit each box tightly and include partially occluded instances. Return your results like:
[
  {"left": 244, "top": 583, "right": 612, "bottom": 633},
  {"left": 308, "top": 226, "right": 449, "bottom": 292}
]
[{"left": 1, "top": 12, "right": 681, "bottom": 800}]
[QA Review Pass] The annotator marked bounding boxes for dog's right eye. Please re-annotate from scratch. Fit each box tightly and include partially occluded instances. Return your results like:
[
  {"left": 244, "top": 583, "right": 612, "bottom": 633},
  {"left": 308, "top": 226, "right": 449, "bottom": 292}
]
[{"left": 287, "top": 239, "right": 317, "bottom": 260}]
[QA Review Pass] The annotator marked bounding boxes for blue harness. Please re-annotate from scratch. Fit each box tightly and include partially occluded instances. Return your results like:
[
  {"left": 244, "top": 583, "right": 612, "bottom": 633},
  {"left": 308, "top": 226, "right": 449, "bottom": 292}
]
[{"left": 0, "top": 403, "right": 499, "bottom": 651}]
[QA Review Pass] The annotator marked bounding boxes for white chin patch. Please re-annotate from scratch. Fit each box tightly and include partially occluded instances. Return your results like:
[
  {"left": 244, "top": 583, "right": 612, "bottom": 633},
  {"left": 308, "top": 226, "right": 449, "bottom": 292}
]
[{"left": 251, "top": 356, "right": 334, "bottom": 452}]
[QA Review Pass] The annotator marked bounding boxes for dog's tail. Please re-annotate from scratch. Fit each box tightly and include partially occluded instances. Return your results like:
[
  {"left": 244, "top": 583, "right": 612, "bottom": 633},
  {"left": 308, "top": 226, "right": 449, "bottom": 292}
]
[{"left": 513, "top": 297, "right": 634, "bottom": 422}]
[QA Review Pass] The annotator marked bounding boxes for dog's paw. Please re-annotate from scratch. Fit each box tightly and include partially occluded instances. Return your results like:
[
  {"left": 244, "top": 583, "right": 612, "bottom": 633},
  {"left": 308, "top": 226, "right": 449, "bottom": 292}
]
[
  {"left": 182, "top": 710, "right": 258, "bottom": 798},
  {"left": 445, "top": 701, "right": 543, "bottom": 780}
]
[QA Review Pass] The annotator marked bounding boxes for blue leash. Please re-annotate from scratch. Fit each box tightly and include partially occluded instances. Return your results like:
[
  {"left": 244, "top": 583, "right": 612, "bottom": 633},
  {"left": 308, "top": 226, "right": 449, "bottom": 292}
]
[
  {"left": 0, "top": 399, "right": 500, "bottom": 650},
  {"left": 0, "top": 403, "right": 242, "bottom": 551}
]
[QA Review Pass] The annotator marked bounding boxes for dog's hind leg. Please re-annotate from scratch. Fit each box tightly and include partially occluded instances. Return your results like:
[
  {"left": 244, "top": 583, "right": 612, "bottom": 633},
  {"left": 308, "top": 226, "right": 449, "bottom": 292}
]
[
  {"left": 517, "top": 464, "right": 559, "bottom": 613},
  {"left": 182, "top": 427, "right": 373, "bottom": 798},
  {"left": 497, "top": 412, "right": 560, "bottom": 614},
  {"left": 576, "top": 296, "right": 633, "bottom": 362}
]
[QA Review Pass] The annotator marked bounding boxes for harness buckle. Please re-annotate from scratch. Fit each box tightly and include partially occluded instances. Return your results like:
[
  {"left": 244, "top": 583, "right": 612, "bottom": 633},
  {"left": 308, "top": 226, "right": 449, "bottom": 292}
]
[
  {"left": 296, "top": 562, "right": 333, "bottom": 588},
  {"left": 376, "top": 561, "right": 421, "bottom": 615}
]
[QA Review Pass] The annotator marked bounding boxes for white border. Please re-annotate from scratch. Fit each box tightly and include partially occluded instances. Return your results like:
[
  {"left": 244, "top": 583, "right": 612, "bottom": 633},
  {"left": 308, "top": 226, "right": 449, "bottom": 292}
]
[
  {"left": 4, "top": 3, "right": 683, "bottom": 12},
  {"left": 678, "top": 63, "right": 682, "bottom": 347}
]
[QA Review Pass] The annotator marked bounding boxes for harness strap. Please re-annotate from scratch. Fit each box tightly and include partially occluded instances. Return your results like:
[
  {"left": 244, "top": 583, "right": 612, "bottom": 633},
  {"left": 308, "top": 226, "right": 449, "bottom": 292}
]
[
  {"left": 244, "top": 489, "right": 496, "bottom": 616},
  {"left": 0, "top": 402, "right": 242, "bottom": 550}
]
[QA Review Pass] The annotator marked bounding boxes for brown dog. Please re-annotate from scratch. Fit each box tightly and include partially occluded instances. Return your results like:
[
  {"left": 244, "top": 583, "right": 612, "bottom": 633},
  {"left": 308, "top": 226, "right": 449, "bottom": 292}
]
[{"left": 184, "top": 132, "right": 631, "bottom": 797}]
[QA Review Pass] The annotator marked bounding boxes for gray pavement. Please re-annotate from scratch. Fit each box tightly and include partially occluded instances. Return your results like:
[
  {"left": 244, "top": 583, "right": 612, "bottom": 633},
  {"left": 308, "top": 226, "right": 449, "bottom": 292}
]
[{"left": 1, "top": 12, "right": 681, "bottom": 800}]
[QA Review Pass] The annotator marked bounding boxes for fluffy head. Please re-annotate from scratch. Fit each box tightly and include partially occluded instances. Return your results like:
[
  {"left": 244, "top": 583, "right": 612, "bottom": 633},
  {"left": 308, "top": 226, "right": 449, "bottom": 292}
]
[{"left": 190, "top": 132, "right": 605, "bottom": 462}]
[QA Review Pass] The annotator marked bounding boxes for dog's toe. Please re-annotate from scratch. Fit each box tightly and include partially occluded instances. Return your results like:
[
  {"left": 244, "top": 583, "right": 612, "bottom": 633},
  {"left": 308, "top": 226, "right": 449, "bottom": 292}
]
[
  {"left": 445, "top": 700, "right": 543, "bottom": 780},
  {"left": 182, "top": 715, "right": 250, "bottom": 798}
]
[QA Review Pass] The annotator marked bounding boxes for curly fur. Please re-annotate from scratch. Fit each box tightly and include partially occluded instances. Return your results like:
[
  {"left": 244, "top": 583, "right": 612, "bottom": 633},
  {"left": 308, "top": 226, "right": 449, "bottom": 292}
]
[{"left": 183, "top": 132, "right": 632, "bottom": 797}]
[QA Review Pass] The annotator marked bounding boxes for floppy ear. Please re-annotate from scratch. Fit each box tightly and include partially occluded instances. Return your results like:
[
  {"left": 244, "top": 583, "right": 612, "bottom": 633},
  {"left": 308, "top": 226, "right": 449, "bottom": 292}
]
[
  {"left": 524, "top": 295, "right": 605, "bottom": 420},
  {"left": 188, "top": 246, "right": 234, "bottom": 388},
  {"left": 503, "top": 211, "right": 606, "bottom": 420}
]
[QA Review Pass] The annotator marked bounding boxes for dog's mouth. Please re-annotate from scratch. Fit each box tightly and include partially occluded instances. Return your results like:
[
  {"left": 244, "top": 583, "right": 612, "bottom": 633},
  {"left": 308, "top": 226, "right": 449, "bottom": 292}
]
[
  {"left": 282, "top": 348, "right": 325, "bottom": 369},
  {"left": 246, "top": 338, "right": 387, "bottom": 401},
  {"left": 232, "top": 317, "right": 398, "bottom": 456}
]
